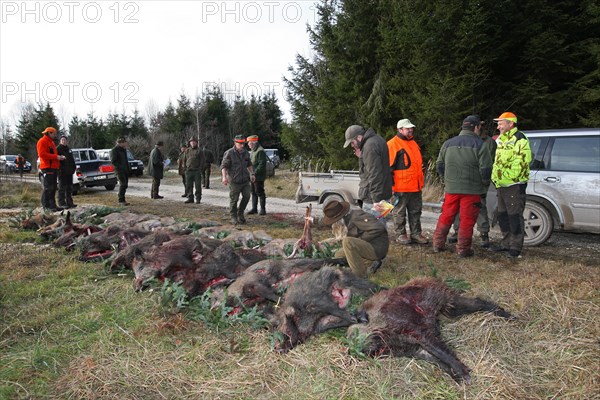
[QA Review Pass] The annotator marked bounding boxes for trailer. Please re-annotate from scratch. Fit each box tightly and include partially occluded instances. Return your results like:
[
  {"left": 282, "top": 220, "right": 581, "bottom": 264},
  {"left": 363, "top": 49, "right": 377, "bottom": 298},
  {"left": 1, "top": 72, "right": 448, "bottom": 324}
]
[{"left": 295, "top": 170, "right": 361, "bottom": 207}]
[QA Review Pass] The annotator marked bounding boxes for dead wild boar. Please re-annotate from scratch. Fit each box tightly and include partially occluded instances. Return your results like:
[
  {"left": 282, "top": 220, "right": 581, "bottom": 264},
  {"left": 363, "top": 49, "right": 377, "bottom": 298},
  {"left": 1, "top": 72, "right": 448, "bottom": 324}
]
[
  {"left": 173, "top": 242, "right": 267, "bottom": 297},
  {"left": 77, "top": 226, "right": 151, "bottom": 262},
  {"left": 347, "top": 277, "right": 515, "bottom": 384},
  {"left": 273, "top": 266, "right": 379, "bottom": 353},
  {"left": 223, "top": 258, "right": 337, "bottom": 310},
  {"left": 109, "top": 230, "right": 177, "bottom": 272},
  {"left": 52, "top": 223, "right": 103, "bottom": 250},
  {"left": 131, "top": 236, "right": 223, "bottom": 290}
]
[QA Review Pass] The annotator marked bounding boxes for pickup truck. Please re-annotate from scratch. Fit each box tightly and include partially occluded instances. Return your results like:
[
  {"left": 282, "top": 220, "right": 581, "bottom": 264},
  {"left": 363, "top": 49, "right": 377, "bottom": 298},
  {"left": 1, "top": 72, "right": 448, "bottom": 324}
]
[
  {"left": 295, "top": 170, "right": 361, "bottom": 207},
  {"left": 295, "top": 169, "right": 442, "bottom": 210},
  {"left": 38, "top": 148, "right": 117, "bottom": 195}
]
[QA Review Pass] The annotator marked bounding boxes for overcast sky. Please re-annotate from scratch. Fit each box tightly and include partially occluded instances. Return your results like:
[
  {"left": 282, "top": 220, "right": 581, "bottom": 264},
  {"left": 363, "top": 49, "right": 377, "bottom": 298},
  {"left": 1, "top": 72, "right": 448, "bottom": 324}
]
[{"left": 0, "top": 0, "right": 318, "bottom": 127}]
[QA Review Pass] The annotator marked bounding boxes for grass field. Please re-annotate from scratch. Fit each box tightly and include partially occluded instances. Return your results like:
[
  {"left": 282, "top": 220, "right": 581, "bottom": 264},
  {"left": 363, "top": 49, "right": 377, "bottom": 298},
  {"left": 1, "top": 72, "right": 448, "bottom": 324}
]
[{"left": 0, "top": 180, "right": 598, "bottom": 399}]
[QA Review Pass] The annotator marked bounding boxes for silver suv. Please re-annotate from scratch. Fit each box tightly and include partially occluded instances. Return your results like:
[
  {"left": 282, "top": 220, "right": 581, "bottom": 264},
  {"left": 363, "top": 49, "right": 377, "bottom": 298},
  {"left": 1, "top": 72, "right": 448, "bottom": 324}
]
[{"left": 488, "top": 128, "right": 600, "bottom": 246}]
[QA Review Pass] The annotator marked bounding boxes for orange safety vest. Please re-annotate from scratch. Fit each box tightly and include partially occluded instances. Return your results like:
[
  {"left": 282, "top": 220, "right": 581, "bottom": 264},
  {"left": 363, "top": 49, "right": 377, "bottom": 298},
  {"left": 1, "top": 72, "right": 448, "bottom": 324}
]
[
  {"left": 387, "top": 135, "right": 424, "bottom": 193},
  {"left": 36, "top": 134, "right": 60, "bottom": 170}
]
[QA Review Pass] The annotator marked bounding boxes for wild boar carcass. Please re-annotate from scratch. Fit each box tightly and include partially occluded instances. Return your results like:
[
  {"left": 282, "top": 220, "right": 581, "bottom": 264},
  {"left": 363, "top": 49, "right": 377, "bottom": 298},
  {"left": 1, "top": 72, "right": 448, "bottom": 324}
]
[
  {"left": 273, "top": 266, "right": 379, "bottom": 352},
  {"left": 109, "top": 230, "right": 178, "bottom": 272},
  {"left": 223, "top": 258, "right": 332, "bottom": 310},
  {"left": 347, "top": 277, "right": 515, "bottom": 384},
  {"left": 177, "top": 242, "right": 267, "bottom": 297},
  {"left": 131, "top": 236, "right": 223, "bottom": 291},
  {"left": 51, "top": 212, "right": 103, "bottom": 249},
  {"left": 77, "top": 226, "right": 151, "bottom": 261}
]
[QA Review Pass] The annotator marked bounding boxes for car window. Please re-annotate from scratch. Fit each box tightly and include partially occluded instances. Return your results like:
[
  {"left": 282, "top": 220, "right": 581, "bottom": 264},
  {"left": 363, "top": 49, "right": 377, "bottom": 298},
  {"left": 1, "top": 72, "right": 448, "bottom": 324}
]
[
  {"left": 548, "top": 136, "right": 600, "bottom": 172},
  {"left": 79, "top": 151, "right": 89, "bottom": 161},
  {"left": 529, "top": 137, "right": 548, "bottom": 169},
  {"left": 89, "top": 151, "right": 98, "bottom": 161},
  {"left": 73, "top": 151, "right": 81, "bottom": 162}
]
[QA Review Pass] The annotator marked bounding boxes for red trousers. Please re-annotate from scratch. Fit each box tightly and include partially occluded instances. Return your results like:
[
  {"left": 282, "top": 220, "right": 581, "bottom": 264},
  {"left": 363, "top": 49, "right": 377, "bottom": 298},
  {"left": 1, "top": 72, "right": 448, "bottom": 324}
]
[{"left": 433, "top": 193, "right": 481, "bottom": 252}]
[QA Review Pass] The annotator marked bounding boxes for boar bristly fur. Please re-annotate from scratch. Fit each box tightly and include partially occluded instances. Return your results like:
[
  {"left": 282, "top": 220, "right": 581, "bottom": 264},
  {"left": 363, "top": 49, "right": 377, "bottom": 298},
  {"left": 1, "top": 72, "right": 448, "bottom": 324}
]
[{"left": 348, "top": 277, "right": 515, "bottom": 384}]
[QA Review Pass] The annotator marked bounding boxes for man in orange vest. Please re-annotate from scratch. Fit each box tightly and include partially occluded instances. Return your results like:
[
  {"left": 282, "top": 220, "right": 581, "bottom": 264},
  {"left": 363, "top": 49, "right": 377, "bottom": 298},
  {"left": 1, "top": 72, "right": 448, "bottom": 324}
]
[
  {"left": 36, "top": 126, "right": 66, "bottom": 212},
  {"left": 387, "top": 119, "right": 428, "bottom": 245}
]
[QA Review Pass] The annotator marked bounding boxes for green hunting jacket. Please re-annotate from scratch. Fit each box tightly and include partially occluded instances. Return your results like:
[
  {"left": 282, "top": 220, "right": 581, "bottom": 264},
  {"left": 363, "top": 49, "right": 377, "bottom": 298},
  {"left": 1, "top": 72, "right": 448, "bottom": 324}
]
[
  {"left": 221, "top": 146, "right": 252, "bottom": 185},
  {"left": 343, "top": 209, "right": 389, "bottom": 259},
  {"left": 492, "top": 128, "right": 532, "bottom": 188},
  {"left": 250, "top": 143, "right": 267, "bottom": 181},
  {"left": 436, "top": 129, "right": 492, "bottom": 194},
  {"left": 183, "top": 147, "right": 205, "bottom": 171}
]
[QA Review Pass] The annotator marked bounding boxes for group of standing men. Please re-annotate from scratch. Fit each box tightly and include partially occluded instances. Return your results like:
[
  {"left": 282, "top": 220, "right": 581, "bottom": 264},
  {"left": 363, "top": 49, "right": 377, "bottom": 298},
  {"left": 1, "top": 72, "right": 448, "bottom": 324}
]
[
  {"left": 36, "top": 127, "right": 76, "bottom": 212},
  {"left": 323, "top": 110, "right": 532, "bottom": 278},
  {"left": 220, "top": 134, "right": 268, "bottom": 224},
  {"left": 175, "top": 134, "right": 268, "bottom": 225},
  {"left": 433, "top": 112, "right": 532, "bottom": 259}
]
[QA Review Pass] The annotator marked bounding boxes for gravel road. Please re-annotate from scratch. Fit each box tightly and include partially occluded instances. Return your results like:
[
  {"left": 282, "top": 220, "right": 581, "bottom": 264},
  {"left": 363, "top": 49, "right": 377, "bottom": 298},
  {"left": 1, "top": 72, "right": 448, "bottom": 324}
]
[
  {"left": 4, "top": 172, "right": 598, "bottom": 264},
  {"left": 124, "top": 174, "right": 442, "bottom": 230},
  {"left": 126, "top": 174, "right": 600, "bottom": 264}
]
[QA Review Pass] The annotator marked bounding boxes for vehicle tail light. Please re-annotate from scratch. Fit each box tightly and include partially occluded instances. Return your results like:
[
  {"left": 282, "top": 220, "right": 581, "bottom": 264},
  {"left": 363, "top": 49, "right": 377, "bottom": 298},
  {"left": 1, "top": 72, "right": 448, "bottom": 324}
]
[
  {"left": 76, "top": 168, "right": 83, "bottom": 177},
  {"left": 99, "top": 165, "right": 114, "bottom": 173}
]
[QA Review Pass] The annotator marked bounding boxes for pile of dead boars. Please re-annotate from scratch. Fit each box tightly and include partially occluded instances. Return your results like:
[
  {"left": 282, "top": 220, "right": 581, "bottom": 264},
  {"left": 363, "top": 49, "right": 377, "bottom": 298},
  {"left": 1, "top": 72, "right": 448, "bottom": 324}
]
[{"left": 17, "top": 205, "right": 515, "bottom": 384}]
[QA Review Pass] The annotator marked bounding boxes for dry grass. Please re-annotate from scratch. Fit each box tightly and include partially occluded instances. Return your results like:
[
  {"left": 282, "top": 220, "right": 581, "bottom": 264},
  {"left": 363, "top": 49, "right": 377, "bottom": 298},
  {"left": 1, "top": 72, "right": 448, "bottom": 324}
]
[{"left": 1, "top": 181, "right": 599, "bottom": 399}]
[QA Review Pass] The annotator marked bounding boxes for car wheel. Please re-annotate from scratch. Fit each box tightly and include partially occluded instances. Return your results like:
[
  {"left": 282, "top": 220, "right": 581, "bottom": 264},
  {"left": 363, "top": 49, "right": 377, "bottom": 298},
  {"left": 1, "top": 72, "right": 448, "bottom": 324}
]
[
  {"left": 105, "top": 185, "right": 116, "bottom": 191},
  {"left": 523, "top": 201, "right": 553, "bottom": 246},
  {"left": 322, "top": 193, "right": 345, "bottom": 208}
]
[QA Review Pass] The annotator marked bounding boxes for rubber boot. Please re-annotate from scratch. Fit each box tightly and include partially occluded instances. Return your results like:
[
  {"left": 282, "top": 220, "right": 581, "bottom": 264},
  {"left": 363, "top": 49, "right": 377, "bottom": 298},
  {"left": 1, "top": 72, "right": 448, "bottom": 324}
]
[
  {"left": 259, "top": 195, "right": 266, "bottom": 215},
  {"left": 432, "top": 223, "right": 452, "bottom": 252},
  {"left": 247, "top": 194, "right": 258, "bottom": 214},
  {"left": 456, "top": 235, "right": 474, "bottom": 258}
]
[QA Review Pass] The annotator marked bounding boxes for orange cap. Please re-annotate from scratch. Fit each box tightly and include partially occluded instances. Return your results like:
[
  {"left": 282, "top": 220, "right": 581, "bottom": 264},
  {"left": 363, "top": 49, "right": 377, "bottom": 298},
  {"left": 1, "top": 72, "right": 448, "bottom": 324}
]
[
  {"left": 247, "top": 135, "right": 259, "bottom": 142},
  {"left": 42, "top": 127, "right": 57, "bottom": 134},
  {"left": 493, "top": 112, "right": 517, "bottom": 123}
]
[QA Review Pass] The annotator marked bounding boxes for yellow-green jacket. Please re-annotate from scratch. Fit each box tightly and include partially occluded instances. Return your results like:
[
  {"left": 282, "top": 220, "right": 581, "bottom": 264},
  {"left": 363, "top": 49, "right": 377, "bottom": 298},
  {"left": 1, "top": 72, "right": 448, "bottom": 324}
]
[{"left": 492, "top": 128, "right": 532, "bottom": 187}]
